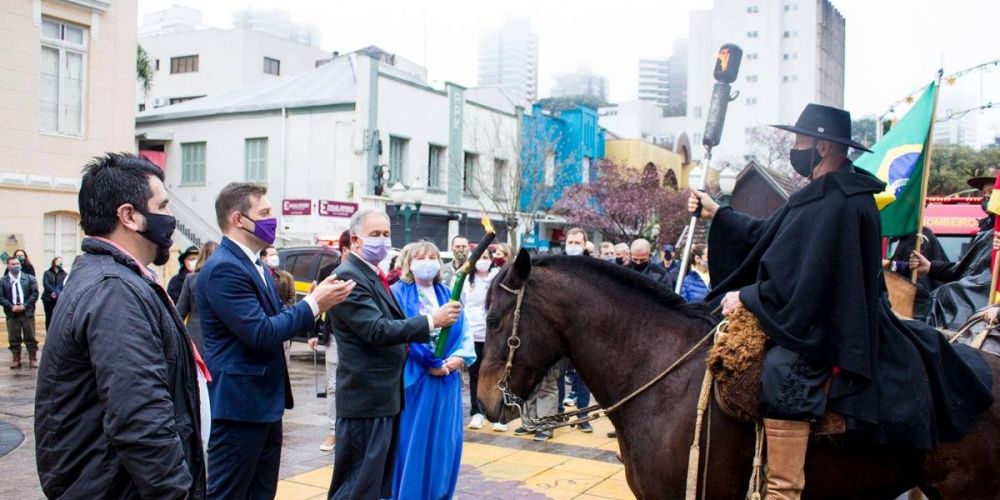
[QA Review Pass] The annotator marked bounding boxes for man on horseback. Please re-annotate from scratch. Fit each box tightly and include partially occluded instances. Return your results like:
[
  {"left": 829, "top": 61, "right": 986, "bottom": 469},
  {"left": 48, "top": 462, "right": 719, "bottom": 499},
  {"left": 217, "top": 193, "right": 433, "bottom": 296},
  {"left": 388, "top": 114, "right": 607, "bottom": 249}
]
[{"left": 689, "top": 104, "right": 994, "bottom": 500}]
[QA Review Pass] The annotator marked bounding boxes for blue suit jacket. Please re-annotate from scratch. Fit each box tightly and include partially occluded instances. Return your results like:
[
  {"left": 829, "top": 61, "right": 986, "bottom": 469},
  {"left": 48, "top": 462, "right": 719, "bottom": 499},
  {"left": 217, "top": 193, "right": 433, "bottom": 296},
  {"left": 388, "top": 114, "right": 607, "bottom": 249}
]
[{"left": 196, "top": 237, "right": 315, "bottom": 422}]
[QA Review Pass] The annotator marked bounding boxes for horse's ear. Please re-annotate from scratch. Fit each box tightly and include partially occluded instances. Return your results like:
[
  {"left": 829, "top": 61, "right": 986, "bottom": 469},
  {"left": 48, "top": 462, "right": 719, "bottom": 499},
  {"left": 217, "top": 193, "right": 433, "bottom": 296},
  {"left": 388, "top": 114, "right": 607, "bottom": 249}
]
[{"left": 512, "top": 247, "right": 531, "bottom": 284}]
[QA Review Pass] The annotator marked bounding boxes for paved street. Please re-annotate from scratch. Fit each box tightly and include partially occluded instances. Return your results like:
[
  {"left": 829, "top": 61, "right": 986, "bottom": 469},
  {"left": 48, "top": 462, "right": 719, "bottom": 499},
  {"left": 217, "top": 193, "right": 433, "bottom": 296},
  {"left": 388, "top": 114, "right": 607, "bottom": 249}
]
[{"left": 0, "top": 326, "right": 633, "bottom": 499}]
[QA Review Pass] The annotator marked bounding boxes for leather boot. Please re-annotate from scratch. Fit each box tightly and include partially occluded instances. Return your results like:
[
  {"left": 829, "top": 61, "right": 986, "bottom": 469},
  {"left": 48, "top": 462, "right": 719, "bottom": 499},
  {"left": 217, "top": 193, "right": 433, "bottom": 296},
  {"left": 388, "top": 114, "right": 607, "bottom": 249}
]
[
  {"left": 10, "top": 352, "right": 22, "bottom": 370},
  {"left": 28, "top": 351, "right": 38, "bottom": 369},
  {"left": 764, "top": 418, "right": 810, "bottom": 500}
]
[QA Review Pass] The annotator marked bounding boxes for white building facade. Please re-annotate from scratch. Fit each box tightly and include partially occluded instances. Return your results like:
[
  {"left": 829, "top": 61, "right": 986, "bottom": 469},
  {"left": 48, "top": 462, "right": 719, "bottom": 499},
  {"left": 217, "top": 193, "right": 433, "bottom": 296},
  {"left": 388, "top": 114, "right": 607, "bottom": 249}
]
[
  {"left": 231, "top": 8, "right": 321, "bottom": 49},
  {"left": 136, "top": 49, "right": 521, "bottom": 250},
  {"left": 477, "top": 17, "right": 539, "bottom": 105},
  {"left": 638, "top": 58, "right": 671, "bottom": 107},
  {"left": 137, "top": 11, "right": 331, "bottom": 112}
]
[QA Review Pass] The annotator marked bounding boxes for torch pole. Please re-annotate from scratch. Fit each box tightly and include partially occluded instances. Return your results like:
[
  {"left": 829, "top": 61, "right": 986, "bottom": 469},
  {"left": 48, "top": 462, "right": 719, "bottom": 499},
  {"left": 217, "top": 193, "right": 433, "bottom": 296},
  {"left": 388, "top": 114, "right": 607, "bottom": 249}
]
[{"left": 675, "top": 148, "right": 712, "bottom": 295}]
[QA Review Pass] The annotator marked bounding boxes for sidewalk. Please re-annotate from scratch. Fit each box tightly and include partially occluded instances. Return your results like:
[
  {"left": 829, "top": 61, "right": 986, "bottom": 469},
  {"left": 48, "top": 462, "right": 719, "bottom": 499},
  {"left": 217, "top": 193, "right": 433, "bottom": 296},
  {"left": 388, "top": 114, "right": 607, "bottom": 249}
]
[{"left": 0, "top": 327, "right": 635, "bottom": 499}]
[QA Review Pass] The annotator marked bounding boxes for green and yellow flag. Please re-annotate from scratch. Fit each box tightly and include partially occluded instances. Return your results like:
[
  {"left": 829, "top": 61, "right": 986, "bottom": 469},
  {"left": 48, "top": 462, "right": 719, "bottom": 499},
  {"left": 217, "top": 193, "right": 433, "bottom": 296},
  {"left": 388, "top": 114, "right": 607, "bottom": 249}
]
[{"left": 856, "top": 82, "right": 937, "bottom": 238}]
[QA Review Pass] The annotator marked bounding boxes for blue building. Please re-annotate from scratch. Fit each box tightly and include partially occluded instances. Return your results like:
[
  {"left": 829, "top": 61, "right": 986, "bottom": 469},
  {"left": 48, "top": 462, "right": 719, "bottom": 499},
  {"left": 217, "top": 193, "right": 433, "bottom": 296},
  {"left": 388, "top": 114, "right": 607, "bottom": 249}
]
[{"left": 519, "top": 104, "right": 605, "bottom": 250}]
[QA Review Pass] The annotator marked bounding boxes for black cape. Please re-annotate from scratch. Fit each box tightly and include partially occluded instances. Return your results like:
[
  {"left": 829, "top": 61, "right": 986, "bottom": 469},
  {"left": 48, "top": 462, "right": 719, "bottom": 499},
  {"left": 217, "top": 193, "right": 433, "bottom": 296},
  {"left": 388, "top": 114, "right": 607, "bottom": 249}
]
[
  {"left": 925, "top": 228, "right": 994, "bottom": 329},
  {"left": 705, "top": 166, "right": 993, "bottom": 448}
]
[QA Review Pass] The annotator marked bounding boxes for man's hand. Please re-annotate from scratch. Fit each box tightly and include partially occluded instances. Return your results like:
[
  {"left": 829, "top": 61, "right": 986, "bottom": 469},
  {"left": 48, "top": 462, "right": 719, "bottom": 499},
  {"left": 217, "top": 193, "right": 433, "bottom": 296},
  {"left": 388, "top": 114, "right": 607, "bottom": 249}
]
[
  {"left": 985, "top": 305, "right": 1000, "bottom": 326},
  {"left": 429, "top": 365, "right": 450, "bottom": 377},
  {"left": 688, "top": 190, "right": 720, "bottom": 221},
  {"left": 721, "top": 291, "right": 742, "bottom": 317},
  {"left": 908, "top": 251, "right": 931, "bottom": 275},
  {"left": 307, "top": 337, "right": 319, "bottom": 350},
  {"left": 310, "top": 274, "right": 356, "bottom": 313},
  {"left": 994, "top": 232, "right": 1000, "bottom": 251},
  {"left": 432, "top": 302, "right": 462, "bottom": 329},
  {"left": 12, "top": 305, "right": 23, "bottom": 313}
]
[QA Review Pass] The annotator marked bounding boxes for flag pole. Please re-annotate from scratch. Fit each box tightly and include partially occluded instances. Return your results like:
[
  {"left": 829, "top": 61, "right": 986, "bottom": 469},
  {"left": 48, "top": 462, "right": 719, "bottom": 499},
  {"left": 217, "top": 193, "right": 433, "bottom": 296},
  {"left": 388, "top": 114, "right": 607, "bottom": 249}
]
[
  {"left": 910, "top": 70, "right": 943, "bottom": 284},
  {"left": 989, "top": 245, "right": 1000, "bottom": 305}
]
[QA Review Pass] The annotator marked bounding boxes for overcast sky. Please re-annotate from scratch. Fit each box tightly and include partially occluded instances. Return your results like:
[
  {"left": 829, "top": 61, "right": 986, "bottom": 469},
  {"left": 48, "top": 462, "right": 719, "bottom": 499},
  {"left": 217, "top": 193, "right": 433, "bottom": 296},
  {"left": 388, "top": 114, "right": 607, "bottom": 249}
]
[{"left": 138, "top": 0, "right": 999, "bottom": 124}]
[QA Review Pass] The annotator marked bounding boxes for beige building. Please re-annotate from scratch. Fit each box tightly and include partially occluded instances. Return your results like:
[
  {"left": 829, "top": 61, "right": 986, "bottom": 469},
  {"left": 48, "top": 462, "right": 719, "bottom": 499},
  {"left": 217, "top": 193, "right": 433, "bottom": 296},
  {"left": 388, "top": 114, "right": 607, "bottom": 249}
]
[{"left": 0, "top": 0, "right": 137, "bottom": 273}]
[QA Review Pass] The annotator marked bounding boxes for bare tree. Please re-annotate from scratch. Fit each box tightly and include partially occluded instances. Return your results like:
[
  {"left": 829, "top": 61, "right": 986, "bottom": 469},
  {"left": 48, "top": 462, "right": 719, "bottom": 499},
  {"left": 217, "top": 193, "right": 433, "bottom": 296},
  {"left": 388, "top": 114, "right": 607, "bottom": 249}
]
[
  {"left": 465, "top": 111, "right": 572, "bottom": 249},
  {"left": 745, "top": 125, "right": 807, "bottom": 188}
]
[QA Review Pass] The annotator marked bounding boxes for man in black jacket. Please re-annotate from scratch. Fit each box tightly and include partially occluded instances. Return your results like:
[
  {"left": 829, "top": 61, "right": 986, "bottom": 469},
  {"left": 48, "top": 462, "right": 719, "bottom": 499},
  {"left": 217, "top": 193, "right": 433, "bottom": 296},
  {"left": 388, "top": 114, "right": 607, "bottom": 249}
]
[
  {"left": 326, "top": 209, "right": 460, "bottom": 499},
  {"left": 1, "top": 255, "right": 39, "bottom": 369},
  {"left": 690, "top": 104, "right": 993, "bottom": 499},
  {"left": 34, "top": 153, "right": 207, "bottom": 499},
  {"left": 627, "top": 238, "right": 674, "bottom": 289}
]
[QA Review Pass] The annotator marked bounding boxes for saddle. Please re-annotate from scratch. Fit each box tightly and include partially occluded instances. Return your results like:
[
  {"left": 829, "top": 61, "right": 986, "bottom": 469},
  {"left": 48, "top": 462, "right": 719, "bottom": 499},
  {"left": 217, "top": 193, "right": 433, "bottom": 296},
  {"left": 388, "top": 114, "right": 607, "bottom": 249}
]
[{"left": 707, "top": 306, "right": 846, "bottom": 437}]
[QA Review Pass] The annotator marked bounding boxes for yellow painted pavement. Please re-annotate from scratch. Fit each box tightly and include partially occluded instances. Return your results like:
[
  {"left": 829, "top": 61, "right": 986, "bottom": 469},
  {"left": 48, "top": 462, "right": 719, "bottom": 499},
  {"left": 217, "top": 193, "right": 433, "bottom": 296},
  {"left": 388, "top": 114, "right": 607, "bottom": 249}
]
[{"left": 276, "top": 417, "right": 636, "bottom": 500}]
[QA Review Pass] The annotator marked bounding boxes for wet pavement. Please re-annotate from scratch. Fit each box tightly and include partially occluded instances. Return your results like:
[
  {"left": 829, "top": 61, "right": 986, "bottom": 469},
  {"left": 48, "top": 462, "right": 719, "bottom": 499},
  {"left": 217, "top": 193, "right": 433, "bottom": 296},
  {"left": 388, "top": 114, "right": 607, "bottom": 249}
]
[{"left": 0, "top": 324, "right": 633, "bottom": 499}]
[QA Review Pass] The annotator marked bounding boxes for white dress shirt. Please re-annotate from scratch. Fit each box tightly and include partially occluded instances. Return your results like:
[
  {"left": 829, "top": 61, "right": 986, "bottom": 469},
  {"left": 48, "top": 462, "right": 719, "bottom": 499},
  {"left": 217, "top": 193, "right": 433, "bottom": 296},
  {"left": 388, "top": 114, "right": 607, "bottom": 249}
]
[
  {"left": 228, "top": 237, "right": 319, "bottom": 317},
  {"left": 9, "top": 272, "right": 24, "bottom": 305}
]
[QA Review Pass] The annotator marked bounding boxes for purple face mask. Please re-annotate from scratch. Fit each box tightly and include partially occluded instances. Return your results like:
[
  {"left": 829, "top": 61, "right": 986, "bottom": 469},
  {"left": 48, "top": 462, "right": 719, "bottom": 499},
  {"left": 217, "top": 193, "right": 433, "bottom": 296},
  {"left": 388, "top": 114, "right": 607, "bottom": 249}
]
[
  {"left": 360, "top": 236, "right": 390, "bottom": 265},
  {"left": 241, "top": 213, "right": 277, "bottom": 245}
]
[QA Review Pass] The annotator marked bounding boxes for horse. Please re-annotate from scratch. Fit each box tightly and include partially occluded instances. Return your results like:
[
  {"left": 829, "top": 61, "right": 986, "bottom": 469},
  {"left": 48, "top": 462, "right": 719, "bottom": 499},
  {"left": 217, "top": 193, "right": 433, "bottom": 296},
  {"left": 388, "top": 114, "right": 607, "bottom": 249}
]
[{"left": 476, "top": 250, "right": 1000, "bottom": 499}]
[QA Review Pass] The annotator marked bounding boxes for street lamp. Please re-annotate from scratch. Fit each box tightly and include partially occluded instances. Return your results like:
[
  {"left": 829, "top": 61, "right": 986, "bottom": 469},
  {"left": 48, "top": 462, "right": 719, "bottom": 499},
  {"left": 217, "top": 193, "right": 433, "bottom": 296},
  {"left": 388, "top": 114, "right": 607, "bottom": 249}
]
[
  {"left": 719, "top": 167, "right": 737, "bottom": 206},
  {"left": 687, "top": 166, "right": 705, "bottom": 192},
  {"left": 388, "top": 182, "right": 424, "bottom": 244}
]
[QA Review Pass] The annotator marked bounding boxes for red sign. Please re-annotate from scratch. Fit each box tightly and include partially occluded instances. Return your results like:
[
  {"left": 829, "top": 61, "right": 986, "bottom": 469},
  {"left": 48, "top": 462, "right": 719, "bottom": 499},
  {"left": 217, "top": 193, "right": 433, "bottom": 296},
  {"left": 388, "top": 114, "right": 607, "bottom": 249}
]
[
  {"left": 319, "top": 200, "right": 358, "bottom": 218},
  {"left": 923, "top": 203, "right": 986, "bottom": 236},
  {"left": 282, "top": 199, "right": 312, "bottom": 216}
]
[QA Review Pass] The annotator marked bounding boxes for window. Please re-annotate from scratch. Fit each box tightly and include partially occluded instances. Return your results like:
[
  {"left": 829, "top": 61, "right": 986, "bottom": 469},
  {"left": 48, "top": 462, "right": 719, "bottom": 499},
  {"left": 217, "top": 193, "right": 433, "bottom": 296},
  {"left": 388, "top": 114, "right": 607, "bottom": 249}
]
[
  {"left": 169, "top": 96, "right": 204, "bottom": 105},
  {"left": 693, "top": 106, "right": 703, "bottom": 118},
  {"left": 783, "top": 75, "right": 789, "bottom": 82},
  {"left": 170, "top": 55, "right": 199, "bottom": 74},
  {"left": 288, "top": 253, "right": 318, "bottom": 283},
  {"left": 747, "top": 6, "right": 759, "bottom": 13},
  {"left": 40, "top": 18, "right": 87, "bottom": 136},
  {"left": 746, "top": 53, "right": 759, "bottom": 60},
  {"left": 582, "top": 157, "right": 591, "bottom": 184},
  {"left": 263, "top": 57, "right": 280, "bottom": 76},
  {"left": 245, "top": 138, "right": 268, "bottom": 182},
  {"left": 181, "top": 142, "right": 206, "bottom": 185},
  {"left": 388, "top": 136, "right": 408, "bottom": 184},
  {"left": 747, "top": 31, "right": 759, "bottom": 38},
  {"left": 783, "top": 53, "right": 790, "bottom": 60},
  {"left": 783, "top": 31, "right": 791, "bottom": 38},
  {"left": 43, "top": 212, "right": 81, "bottom": 272},
  {"left": 463, "top": 153, "right": 478, "bottom": 195},
  {"left": 543, "top": 151, "right": 555, "bottom": 186},
  {"left": 427, "top": 145, "right": 445, "bottom": 189},
  {"left": 746, "top": 75, "right": 758, "bottom": 82},
  {"left": 138, "top": 104, "right": 145, "bottom": 112},
  {"left": 155, "top": 59, "right": 160, "bottom": 71},
  {"left": 746, "top": 97, "right": 758, "bottom": 105},
  {"left": 493, "top": 159, "right": 508, "bottom": 199}
]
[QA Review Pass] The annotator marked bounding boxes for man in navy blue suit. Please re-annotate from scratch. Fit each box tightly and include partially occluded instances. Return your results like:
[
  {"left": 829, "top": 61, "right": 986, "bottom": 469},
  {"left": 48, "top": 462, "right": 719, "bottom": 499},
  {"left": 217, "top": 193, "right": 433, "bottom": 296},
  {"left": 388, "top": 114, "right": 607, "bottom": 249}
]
[{"left": 197, "top": 183, "right": 355, "bottom": 499}]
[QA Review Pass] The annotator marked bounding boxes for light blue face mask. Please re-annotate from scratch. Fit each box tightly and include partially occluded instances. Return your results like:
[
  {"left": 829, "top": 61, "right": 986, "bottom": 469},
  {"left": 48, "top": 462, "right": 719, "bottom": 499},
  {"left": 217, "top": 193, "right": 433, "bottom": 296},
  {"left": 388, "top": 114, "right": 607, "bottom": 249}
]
[{"left": 411, "top": 259, "right": 441, "bottom": 281}]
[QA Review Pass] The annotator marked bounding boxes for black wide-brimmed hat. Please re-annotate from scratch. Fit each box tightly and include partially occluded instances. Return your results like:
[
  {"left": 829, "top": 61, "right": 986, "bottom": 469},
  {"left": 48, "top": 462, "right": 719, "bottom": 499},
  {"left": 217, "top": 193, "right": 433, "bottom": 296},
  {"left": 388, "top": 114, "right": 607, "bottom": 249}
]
[
  {"left": 967, "top": 169, "right": 998, "bottom": 191},
  {"left": 771, "top": 103, "right": 872, "bottom": 153}
]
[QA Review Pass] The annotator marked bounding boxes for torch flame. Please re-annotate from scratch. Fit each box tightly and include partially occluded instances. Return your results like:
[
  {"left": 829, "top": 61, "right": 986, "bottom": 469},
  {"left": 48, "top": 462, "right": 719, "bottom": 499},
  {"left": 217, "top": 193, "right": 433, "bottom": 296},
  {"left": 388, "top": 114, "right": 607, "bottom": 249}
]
[
  {"left": 482, "top": 215, "right": 496, "bottom": 234},
  {"left": 718, "top": 48, "right": 730, "bottom": 72}
]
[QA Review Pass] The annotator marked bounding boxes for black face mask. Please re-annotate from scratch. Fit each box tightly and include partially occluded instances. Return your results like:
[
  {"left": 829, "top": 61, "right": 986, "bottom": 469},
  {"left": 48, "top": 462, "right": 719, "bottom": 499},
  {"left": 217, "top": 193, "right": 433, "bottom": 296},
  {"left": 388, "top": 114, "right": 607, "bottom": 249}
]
[
  {"left": 981, "top": 195, "right": 990, "bottom": 213},
  {"left": 615, "top": 257, "right": 624, "bottom": 266},
  {"left": 789, "top": 147, "right": 822, "bottom": 178},
  {"left": 632, "top": 261, "right": 649, "bottom": 272},
  {"left": 138, "top": 209, "right": 177, "bottom": 266}
]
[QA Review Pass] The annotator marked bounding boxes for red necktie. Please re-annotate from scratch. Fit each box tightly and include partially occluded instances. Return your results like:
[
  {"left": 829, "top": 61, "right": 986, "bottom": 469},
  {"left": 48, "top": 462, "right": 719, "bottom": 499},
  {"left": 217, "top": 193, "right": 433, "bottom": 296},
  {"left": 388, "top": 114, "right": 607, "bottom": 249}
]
[{"left": 377, "top": 268, "right": 392, "bottom": 294}]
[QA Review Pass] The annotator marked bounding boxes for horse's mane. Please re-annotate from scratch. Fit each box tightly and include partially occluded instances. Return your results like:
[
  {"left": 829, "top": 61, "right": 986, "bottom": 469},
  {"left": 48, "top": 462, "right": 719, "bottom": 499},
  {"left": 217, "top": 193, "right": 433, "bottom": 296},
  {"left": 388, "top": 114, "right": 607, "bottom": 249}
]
[{"left": 489, "top": 255, "right": 716, "bottom": 322}]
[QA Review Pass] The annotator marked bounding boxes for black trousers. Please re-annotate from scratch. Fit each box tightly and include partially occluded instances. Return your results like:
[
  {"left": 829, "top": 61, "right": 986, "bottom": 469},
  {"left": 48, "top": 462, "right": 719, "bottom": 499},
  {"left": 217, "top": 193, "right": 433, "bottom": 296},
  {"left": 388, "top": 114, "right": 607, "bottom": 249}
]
[
  {"left": 759, "top": 344, "right": 829, "bottom": 421},
  {"left": 328, "top": 416, "right": 397, "bottom": 500},
  {"left": 207, "top": 419, "right": 283, "bottom": 500},
  {"left": 468, "top": 341, "right": 484, "bottom": 416},
  {"left": 43, "top": 299, "right": 56, "bottom": 331}
]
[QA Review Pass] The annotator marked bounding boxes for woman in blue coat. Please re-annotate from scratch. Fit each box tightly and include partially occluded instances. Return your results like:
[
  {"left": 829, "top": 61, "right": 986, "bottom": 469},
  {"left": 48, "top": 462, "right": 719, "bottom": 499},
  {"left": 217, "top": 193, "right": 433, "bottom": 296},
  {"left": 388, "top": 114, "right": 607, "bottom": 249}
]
[
  {"left": 389, "top": 241, "right": 474, "bottom": 499},
  {"left": 681, "top": 244, "right": 711, "bottom": 302}
]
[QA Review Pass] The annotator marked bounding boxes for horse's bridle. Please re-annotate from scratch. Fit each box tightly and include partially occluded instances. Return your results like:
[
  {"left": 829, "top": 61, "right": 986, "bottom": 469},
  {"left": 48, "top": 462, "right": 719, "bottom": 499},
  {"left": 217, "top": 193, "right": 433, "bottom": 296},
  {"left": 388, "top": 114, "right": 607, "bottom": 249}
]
[{"left": 494, "top": 280, "right": 718, "bottom": 431}]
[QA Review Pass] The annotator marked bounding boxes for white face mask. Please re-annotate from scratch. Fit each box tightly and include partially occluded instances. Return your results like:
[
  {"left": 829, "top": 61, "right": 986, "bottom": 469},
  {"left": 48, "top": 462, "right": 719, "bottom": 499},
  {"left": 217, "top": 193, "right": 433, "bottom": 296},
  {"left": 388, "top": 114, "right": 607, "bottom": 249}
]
[
  {"left": 411, "top": 258, "right": 441, "bottom": 281},
  {"left": 265, "top": 255, "right": 280, "bottom": 268},
  {"left": 565, "top": 244, "right": 585, "bottom": 256},
  {"left": 475, "top": 259, "right": 492, "bottom": 273}
]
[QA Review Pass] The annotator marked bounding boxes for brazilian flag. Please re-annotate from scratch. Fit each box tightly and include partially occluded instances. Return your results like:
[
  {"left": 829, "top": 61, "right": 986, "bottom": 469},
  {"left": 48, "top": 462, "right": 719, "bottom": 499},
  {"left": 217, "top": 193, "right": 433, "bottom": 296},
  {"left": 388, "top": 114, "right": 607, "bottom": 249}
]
[{"left": 856, "top": 82, "right": 937, "bottom": 238}]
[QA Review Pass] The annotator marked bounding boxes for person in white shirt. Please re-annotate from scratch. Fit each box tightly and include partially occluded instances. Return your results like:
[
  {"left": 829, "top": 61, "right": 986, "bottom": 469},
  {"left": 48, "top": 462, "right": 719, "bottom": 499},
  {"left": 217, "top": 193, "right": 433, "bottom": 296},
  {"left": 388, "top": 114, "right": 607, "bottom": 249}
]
[{"left": 462, "top": 250, "right": 506, "bottom": 431}]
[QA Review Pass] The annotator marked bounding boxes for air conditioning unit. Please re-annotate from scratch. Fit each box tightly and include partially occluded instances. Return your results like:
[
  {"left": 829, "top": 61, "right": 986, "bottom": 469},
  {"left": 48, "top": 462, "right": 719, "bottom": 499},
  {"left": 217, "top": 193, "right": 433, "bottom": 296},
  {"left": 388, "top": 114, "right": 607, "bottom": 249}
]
[{"left": 153, "top": 98, "right": 168, "bottom": 108}]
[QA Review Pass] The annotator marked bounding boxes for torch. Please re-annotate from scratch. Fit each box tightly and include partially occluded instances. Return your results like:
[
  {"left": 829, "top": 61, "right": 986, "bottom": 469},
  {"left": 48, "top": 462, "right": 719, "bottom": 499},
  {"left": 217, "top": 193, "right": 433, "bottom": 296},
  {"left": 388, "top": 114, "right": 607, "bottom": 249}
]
[
  {"left": 675, "top": 44, "right": 743, "bottom": 295},
  {"left": 434, "top": 215, "right": 497, "bottom": 357}
]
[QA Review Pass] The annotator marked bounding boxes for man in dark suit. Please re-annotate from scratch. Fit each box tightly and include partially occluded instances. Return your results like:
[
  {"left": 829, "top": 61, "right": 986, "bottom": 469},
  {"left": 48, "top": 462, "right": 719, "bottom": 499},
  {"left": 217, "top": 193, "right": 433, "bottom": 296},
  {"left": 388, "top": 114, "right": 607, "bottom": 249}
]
[
  {"left": 1, "top": 255, "right": 39, "bottom": 369},
  {"left": 197, "top": 183, "right": 355, "bottom": 499},
  {"left": 327, "top": 209, "right": 460, "bottom": 500}
]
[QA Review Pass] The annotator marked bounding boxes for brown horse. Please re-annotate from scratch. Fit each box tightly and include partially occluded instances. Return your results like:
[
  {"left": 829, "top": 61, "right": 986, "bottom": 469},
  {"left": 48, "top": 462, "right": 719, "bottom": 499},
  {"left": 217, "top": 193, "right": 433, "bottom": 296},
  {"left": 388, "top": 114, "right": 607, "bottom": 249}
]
[{"left": 477, "top": 250, "right": 1000, "bottom": 499}]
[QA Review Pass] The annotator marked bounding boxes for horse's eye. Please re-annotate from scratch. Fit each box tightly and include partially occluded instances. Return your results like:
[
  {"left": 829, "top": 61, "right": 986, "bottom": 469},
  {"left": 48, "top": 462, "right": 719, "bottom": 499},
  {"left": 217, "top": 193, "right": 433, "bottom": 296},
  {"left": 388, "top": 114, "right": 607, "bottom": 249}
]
[{"left": 486, "top": 315, "right": 500, "bottom": 330}]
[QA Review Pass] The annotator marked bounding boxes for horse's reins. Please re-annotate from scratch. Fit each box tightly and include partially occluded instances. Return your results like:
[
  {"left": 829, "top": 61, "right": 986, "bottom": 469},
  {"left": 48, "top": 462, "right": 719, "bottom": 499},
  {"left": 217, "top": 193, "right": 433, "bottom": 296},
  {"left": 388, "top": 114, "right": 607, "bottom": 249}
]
[{"left": 495, "top": 282, "right": 718, "bottom": 431}]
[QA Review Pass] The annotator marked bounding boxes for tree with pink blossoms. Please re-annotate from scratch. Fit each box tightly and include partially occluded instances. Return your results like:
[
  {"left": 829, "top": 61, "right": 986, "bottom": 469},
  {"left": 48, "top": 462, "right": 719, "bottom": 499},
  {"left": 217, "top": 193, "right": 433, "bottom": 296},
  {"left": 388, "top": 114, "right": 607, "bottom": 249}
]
[{"left": 553, "top": 160, "right": 690, "bottom": 248}]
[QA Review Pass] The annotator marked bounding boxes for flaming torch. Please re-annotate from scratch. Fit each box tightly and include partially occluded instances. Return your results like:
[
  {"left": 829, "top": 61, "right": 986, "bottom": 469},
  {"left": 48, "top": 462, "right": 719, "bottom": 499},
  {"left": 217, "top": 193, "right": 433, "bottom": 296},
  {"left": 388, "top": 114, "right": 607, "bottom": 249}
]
[{"left": 434, "top": 215, "right": 497, "bottom": 357}]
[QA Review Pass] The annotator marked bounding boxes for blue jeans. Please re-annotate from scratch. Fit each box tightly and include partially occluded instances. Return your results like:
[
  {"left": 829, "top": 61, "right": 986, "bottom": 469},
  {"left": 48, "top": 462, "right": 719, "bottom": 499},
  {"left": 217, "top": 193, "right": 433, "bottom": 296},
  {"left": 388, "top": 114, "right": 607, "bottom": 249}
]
[{"left": 558, "top": 366, "right": 591, "bottom": 417}]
